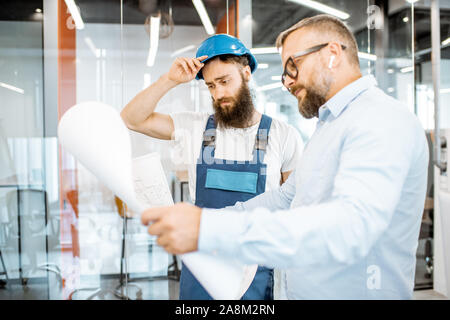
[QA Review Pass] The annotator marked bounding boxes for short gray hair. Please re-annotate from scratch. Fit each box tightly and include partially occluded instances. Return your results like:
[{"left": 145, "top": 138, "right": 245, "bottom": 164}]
[{"left": 276, "top": 14, "right": 360, "bottom": 67}]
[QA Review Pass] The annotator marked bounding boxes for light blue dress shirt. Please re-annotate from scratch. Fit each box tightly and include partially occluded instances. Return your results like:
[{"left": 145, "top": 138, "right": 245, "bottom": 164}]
[{"left": 198, "top": 75, "right": 429, "bottom": 299}]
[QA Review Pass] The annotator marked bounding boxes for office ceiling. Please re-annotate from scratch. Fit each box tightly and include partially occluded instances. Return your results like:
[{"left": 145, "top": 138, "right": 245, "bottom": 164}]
[{"left": 0, "top": 0, "right": 449, "bottom": 55}]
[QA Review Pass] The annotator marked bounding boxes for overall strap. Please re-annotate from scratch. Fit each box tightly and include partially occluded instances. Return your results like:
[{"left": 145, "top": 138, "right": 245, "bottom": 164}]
[{"left": 253, "top": 114, "right": 272, "bottom": 163}]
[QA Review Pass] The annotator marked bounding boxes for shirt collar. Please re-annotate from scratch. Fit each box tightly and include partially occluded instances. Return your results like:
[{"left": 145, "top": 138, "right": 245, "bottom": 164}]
[{"left": 323, "top": 74, "right": 378, "bottom": 119}]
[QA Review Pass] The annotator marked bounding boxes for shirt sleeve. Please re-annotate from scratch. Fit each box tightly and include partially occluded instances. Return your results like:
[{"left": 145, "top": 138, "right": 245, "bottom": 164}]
[
  {"left": 281, "top": 125, "right": 304, "bottom": 173},
  {"left": 198, "top": 114, "right": 423, "bottom": 269}
]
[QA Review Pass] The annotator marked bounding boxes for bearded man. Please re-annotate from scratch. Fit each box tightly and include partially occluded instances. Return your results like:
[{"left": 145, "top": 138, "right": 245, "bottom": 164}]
[{"left": 121, "top": 34, "right": 303, "bottom": 300}]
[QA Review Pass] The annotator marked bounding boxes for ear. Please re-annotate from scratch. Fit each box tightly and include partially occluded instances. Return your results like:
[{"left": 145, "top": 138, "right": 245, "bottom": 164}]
[
  {"left": 242, "top": 65, "right": 252, "bottom": 81},
  {"left": 326, "top": 42, "right": 344, "bottom": 69}
]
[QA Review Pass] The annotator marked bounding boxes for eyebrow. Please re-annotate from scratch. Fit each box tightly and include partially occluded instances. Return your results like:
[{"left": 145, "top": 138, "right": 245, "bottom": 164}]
[{"left": 205, "top": 74, "right": 231, "bottom": 85}]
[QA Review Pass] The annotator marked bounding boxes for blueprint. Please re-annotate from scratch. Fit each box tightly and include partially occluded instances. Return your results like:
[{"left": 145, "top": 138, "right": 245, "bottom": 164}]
[
  {"left": 132, "top": 153, "right": 174, "bottom": 209},
  {"left": 57, "top": 101, "right": 257, "bottom": 300}
]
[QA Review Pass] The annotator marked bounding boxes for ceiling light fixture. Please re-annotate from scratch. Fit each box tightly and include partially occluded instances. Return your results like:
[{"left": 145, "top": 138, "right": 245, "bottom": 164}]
[
  {"left": 287, "top": 0, "right": 350, "bottom": 20},
  {"left": 400, "top": 66, "right": 414, "bottom": 73},
  {"left": 0, "top": 82, "right": 24, "bottom": 94},
  {"left": 84, "top": 37, "right": 101, "bottom": 58},
  {"left": 442, "top": 37, "right": 450, "bottom": 46},
  {"left": 251, "top": 47, "right": 279, "bottom": 55},
  {"left": 147, "top": 15, "right": 161, "bottom": 67},
  {"left": 143, "top": 73, "right": 151, "bottom": 89},
  {"left": 64, "top": 0, "right": 84, "bottom": 30},
  {"left": 170, "top": 45, "right": 196, "bottom": 58},
  {"left": 358, "top": 52, "right": 377, "bottom": 61},
  {"left": 271, "top": 75, "right": 282, "bottom": 81},
  {"left": 256, "top": 82, "right": 284, "bottom": 92},
  {"left": 192, "top": 0, "right": 215, "bottom": 35}
]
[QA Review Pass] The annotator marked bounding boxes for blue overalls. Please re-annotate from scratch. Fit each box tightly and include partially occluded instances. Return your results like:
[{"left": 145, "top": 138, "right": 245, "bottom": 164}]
[{"left": 179, "top": 114, "right": 274, "bottom": 300}]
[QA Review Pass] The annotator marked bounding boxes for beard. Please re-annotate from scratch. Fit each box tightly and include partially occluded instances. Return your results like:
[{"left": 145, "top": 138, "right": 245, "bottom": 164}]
[
  {"left": 291, "top": 71, "right": 332, "bottom": 119},
  {"left": 212, "top": 79, "right": 255, "bottom": 128}
]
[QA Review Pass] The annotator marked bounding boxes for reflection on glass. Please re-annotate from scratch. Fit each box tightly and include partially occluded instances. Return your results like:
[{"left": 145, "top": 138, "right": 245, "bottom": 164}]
[{"left": 2, "top": 0, "right": 446, "bottom": 299}]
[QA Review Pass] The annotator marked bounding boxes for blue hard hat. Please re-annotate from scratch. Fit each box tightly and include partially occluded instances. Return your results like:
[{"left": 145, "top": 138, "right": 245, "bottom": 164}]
[{"left": 195, "top": 34, "right": 258, "bottom": 80}]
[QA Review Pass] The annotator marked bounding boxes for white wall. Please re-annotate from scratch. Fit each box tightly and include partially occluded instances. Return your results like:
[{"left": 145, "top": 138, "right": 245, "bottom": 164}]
[{"left": 0, "top": 21, "right": 44, "bottom": 139}]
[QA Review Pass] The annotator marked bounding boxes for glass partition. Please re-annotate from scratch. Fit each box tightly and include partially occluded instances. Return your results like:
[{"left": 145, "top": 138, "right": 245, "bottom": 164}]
[
  {"left": 0, "top": 0, "right": 236, "bottom": 300},
  {"left": 249, "top": 0, "right": 415, "bottom": 141},
  {"left": 0, "top": 0, "right": 52, "bottom": 299},
  {"left": 0, "top": 0, "right": 446, "bottom": 300}
]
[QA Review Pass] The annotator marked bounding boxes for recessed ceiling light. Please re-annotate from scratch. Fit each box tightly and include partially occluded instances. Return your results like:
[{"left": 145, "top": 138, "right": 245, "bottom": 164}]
[
  {"left": 271, "top": 75, "right": 282, "bottom": 81},
  {"left": 256, "top": 82, "right": 284, "bottom": 92},
  {"left": 170, "top": 45, "right": 196, "bottom": 58},
  {"left": 192, "top": 0, "right": 215, "bottom": 35},
  {"left": 250, "top": 47, "right": 278, "bottom": 55},
  {"left": 400, "top": 66, "right": 414, "bottom": 73},
  {"left": 287, "top": 0, "right": 350, "bottom": 20},
  {"left": 64, "top": 0, "right": 84, "bottom": 30},
  {"left": 0, "top": 82, "right": 24, "bottom": 94},
  {"left": 147, "top": 15, "right": 161, "bottom": 67},
  {"left": 358, "top": 52, "right": 377, "bottom": 61}
]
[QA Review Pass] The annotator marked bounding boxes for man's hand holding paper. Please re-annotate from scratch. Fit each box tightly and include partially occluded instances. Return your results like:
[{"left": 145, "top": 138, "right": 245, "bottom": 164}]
[{"left": 141, "top": 203, "right": 201, "bottom": 254}]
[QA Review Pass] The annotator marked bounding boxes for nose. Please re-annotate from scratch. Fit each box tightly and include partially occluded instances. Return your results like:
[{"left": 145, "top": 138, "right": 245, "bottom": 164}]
[
  {"left": 283, "top": 74, "right": 296, "bottom": 92},
  {"left": 214, "top": 85, "right": 226, "bottom": 100}
]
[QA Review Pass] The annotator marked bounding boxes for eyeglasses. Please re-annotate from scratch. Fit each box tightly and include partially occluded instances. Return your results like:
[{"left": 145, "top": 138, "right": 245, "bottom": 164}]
[{"left": 281, "top": 43, "right": 347, "bottom": 87}]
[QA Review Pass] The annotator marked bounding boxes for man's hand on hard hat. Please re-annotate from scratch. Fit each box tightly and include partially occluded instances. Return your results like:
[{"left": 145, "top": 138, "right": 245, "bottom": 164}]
[
  {"left": 167, "top": 56, "right": 208, "bottom": 85},
  {"left": 141, "top": 203, "right": 202, "bottom": 255}
]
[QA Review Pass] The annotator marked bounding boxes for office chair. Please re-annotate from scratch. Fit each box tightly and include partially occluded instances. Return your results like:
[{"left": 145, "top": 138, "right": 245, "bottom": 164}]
[
  {"left": 113, "top": 196, "right": 143, "bottom": 300},
  {"left": 0, "top": 198, "right": 9, "bottom": 288},
  {"left": 113, "top": 196, "right": 181, "bottom": 299},
  {"left": 66, "top": 190, "right": 118, "bottom": 300},
  {"left": 0, "top": 248, "right": 8, "bottom": 288}
]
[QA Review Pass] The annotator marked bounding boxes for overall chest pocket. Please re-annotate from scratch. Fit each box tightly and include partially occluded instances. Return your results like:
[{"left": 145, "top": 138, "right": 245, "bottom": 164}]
[{"left": 205, "top": 168, "right": 259, "bottom": 194}]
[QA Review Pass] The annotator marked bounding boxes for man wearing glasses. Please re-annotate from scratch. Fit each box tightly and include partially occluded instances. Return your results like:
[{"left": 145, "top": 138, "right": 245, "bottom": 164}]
[{"left": 141, "top": 14, "right": 429, "bottom": 299}]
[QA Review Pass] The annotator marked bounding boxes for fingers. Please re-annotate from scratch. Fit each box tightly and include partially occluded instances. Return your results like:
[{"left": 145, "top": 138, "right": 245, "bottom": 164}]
[
  {"left": 197, "top": 55, "right": 208, "bottom": 62},
  {"left": 176, "top": 58, "right": 191, "bottom": 75},
  {"left": 176, "top": 57, "right": 204, "bottom": 75},
  {"left": 147, "top": 220, "right": 165, "bottom": 236},
  {"left": 157, "top": 235, "right": 179, "bottom": 255},
  {"left": 141, "top": 206, "right": 168, "bottom": 226},
  {"left": 192, "top": 58, "right": 203, "bottom": 69},
  {"left": 185, "top": 58, "right": 197, "bottom": 74},
  {"left": 156, "top": 234, "right": 170, "bottom": 247}
]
